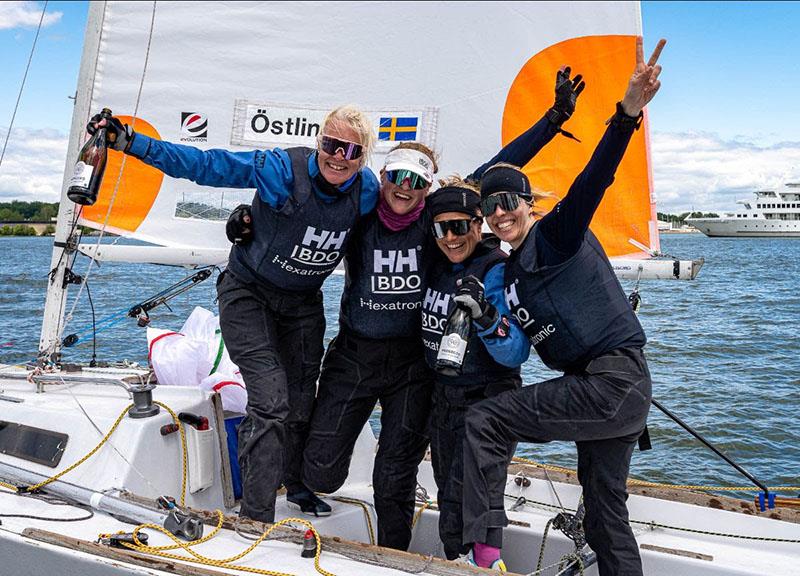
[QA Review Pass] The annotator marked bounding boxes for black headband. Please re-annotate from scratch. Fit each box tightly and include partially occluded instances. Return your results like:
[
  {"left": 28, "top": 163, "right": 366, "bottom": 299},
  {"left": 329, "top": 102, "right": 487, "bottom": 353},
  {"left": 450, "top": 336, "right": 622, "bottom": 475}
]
[
  {"left": 427, "top": 186, "right": 481, "bottom": 218},
  {"left": 480, "top": 165, "right": 531, "bottom": 200}
]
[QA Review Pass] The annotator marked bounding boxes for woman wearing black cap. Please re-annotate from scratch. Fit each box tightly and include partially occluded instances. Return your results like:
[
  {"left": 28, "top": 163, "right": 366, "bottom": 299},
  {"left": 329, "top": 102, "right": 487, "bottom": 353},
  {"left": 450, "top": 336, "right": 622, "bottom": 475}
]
[
  {"left": 421, "top": 182, "right": 529, "bottom": 567},
  {"left": 297, "top": 69, "right": 587, "bottom": 551},
  {"left": 460, "top": 37, "right": 666, "bottom": 575}
]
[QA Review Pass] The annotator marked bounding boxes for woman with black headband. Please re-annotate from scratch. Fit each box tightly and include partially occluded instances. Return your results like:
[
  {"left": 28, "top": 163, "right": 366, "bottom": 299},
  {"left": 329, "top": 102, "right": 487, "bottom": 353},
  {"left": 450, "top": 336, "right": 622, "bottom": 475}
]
[
  {"left": 461, "top": 38, "right": 666, "bottom": 574},
  {"left": 88, "top": 105, "right": 379, "bottom": 523},
  {"left": 299, "top": 66, "right": 587, "bottom": 551},
  {"left": 421, "top": 184, "right": 529, "bottom": 567}
]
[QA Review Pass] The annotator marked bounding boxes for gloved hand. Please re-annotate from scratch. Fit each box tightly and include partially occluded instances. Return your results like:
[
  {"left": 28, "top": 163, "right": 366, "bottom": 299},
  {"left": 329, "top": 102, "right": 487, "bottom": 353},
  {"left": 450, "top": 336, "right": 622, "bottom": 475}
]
[
  {"left": 545, "top": 66, "right": 586, "bottom": 128},
  {"left": 226, "top": 204, "right": 253, "bottom": 245},
  {"left": 454, "top": 275, "right": 498, "bottom": 330},
  {"left": 86, "top": 113, "right": 135, "bottom": 152}
]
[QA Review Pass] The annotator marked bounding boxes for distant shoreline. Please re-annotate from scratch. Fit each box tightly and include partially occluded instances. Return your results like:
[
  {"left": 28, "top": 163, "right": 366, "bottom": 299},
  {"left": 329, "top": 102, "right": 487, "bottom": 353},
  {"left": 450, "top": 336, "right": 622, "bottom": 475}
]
[{"left": 660, "top": 229, "right": 703, "bottom": 234}]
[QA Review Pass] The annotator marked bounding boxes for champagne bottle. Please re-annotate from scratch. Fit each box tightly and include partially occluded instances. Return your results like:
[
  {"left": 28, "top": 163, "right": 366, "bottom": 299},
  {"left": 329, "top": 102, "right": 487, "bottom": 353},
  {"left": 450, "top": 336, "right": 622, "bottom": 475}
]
[
  {"left": 67, "top": 108, "right": 112, "bottom": 206},
  {"left": 435, "top": 304, "right": 471, "bottom": 376}
]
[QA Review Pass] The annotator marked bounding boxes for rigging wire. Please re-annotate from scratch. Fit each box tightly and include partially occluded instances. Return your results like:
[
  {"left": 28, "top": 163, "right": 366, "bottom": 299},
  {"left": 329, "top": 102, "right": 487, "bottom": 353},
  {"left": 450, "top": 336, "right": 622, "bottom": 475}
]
[
  {"left": 85, "top": 280, "right": 98, "bottom": 366},
  {"left": 0, "top": 1, "right": 48, "bottom": 170},
  {"left": 61, "top": 0, "right": 158, "bottom": 337}
]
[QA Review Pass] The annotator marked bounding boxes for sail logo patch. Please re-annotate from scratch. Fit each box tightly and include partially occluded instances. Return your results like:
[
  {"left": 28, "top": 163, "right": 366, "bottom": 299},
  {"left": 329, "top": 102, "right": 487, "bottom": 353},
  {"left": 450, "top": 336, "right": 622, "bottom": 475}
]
[{"left": 180, "top": 113, "right": 208, "bottom": 141}]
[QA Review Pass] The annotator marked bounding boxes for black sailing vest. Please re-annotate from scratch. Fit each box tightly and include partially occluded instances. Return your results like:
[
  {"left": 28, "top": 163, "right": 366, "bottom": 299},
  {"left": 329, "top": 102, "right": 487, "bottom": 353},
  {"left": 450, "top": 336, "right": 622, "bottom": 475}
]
[
  {"left": 227, "top": 147, "right": 361, "bottom": 292},
  {"left": 422, "top": 239, "right": 519, "bottom": 383},
  {"left": 504, "top": 224, "right": 646, "bottom": 372},
  {"left": 339, "top": 211, "right": 432, "bottom": 339}
]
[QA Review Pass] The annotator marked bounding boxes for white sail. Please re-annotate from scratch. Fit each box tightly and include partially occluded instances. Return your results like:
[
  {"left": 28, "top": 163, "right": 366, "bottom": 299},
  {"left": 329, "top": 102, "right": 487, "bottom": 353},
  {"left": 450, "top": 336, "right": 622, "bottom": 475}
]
[{"left": 72, "top": 1, "right": 647, "bottom": 250}]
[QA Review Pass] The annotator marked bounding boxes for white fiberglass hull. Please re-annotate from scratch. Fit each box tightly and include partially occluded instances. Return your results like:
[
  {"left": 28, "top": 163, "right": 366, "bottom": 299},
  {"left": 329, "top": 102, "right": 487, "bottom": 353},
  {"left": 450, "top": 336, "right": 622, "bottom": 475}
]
[
  {"left": 1, "top": 367, "right": 798, "bottom": 576},
  {"left": 687, "top": 218, "right": 800, "bottom": 238}
]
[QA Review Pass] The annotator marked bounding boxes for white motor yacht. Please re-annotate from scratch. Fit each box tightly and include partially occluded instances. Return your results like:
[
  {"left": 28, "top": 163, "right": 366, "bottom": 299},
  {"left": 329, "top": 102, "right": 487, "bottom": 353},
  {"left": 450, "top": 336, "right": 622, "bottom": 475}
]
[{"left": 688, "top": 184, "right": 800, "bottom": 237}]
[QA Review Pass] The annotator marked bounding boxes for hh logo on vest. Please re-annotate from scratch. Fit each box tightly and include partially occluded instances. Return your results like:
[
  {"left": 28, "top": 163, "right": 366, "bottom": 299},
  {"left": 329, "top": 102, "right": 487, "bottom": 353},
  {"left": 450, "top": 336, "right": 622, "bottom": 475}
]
[
  {"left": 504, "top": 281, "right": 556, "bottom": 345},
  {"left": 290, "top": 226, "right": 349, "bottom": 266},
  {"left": 422, "top": 287, "right": 450, "bottom": 335},
  {"left": 371, "top": 249, "right": 421, "bottom": 294}
]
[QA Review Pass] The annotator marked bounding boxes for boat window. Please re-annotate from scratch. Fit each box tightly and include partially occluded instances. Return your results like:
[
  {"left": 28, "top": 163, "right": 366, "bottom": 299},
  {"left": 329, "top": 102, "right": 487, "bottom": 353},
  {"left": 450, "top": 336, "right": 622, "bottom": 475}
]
[{"left": 0, "top": 421, "right": 68, "bottom": 468}]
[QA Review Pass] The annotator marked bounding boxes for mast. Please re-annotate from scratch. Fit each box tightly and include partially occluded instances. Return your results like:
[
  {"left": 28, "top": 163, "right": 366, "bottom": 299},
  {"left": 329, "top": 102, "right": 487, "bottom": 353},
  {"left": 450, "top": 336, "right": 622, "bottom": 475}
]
[{"left": 39, "top": 2, "right": 105, "bottom": 362}]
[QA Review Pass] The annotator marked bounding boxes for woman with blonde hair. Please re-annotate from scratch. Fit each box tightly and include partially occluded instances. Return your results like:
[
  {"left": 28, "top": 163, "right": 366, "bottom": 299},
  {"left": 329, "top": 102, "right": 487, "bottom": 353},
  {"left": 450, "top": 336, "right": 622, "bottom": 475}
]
[
  {"left": 461, "top": 38, "right": 666, "bottom": 574},
  {"left": 300, "top": 65, "right": 587, "bottom": 550},
  {"left": 88, "top": 104, "right": 379, "bottom": 522}
]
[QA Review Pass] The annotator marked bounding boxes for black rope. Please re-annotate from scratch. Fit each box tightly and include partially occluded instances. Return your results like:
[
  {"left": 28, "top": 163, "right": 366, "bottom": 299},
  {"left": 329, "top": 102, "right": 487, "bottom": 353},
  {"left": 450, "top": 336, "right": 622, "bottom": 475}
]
[
  {"left": 0, "top": 491, "right": 95, "bottom": 523},
  {"left": 85, "top": 281, "right": 98, "bottom": 367}
]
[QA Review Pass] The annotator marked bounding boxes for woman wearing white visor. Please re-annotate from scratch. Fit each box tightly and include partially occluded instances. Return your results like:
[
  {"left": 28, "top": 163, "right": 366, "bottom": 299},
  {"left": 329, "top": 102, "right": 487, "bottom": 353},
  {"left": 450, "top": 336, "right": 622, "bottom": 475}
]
[{"left": 299, "top": 65, "right": 587, "bottom": 551}]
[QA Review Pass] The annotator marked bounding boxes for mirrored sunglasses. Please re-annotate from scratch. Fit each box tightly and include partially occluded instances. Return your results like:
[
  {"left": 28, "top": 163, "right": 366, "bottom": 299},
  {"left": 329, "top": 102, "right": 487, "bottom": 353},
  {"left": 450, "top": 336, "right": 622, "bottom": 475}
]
[
  {"left": 480, "top": 192, "right": 521, "bottom": 216},
  {"left": 386, "top": 169, "right": 430, "bottom": 190},
  {"left": 318, "top": 135, "right": 364, "bottom": 160},
  {"left": 432, "top": 218, "right": 477, "bottom": 239}
]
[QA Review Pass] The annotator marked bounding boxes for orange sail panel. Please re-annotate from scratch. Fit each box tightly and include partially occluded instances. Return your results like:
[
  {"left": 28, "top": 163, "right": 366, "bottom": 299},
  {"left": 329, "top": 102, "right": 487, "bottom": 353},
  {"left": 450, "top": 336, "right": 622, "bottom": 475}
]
[
  {"left": 502, "top": 35, "right": 659, "bottom": 258},
  {"left": 79, "top": 116, "right": 164, "bottom": 234}
]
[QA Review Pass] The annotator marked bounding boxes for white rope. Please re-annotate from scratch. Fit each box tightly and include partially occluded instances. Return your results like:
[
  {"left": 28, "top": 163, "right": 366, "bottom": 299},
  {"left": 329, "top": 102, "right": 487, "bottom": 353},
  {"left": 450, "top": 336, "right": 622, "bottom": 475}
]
[
  {"left": 62, "top": 1, "right": 159, "bottom": 334},
  {"left": 0, "top": 1, "right": 48, "bottom": 169}
]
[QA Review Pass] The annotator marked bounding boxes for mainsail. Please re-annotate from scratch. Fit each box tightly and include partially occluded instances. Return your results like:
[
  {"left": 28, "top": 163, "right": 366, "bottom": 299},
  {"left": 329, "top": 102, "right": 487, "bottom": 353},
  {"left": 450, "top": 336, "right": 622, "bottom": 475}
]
[
  {"left": 73, "top": 1, "right": 652, "bottom": 253},
  {"left": 44, "top": 1, "right": 700, "bottom": 357}
]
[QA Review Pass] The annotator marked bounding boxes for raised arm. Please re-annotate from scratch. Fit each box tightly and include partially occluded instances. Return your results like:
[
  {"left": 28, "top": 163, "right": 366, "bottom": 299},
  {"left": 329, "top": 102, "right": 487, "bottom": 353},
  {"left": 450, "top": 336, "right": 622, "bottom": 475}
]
[
  {"left": 538, "top": 38, "right": 666, "bottom": 259},
  {"left": 468, "top": 67, "right": 586, "bottom": 181}
]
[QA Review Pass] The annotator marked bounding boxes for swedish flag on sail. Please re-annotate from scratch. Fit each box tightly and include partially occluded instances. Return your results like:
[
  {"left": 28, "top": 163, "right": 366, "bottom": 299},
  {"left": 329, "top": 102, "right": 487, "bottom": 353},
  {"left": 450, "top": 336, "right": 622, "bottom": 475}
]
[{"left": 379, "top": 116, "right": 418, "bottom": 141}]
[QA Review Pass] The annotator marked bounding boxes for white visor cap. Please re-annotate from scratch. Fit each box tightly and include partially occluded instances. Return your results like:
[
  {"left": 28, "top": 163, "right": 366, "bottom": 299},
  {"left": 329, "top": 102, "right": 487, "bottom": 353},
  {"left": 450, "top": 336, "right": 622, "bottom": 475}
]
[{"left": 383, "top": 148, "right": 434, "bottom": 184}]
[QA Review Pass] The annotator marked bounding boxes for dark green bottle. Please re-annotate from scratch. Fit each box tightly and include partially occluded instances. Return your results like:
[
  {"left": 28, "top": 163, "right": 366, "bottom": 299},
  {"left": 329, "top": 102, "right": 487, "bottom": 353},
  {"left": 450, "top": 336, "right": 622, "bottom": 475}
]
[{"left": 67, "top": 108, "right": 112, "bottom": 206}]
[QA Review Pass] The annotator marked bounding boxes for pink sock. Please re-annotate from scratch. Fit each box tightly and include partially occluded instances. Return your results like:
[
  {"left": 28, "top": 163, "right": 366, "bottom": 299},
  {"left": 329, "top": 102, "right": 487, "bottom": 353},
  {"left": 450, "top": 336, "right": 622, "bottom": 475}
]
[{"left": 473, "top": 542, "right": 501, "bottom": 567}]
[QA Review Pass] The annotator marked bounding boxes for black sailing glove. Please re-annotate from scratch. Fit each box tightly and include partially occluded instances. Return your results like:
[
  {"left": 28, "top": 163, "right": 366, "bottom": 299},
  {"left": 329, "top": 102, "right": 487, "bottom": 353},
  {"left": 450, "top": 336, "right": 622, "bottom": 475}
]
[
  {"left": 545, "top": 67, "right": 585, "bottom": 142},
  {"left": 226, "top": 204, "right": 253, "bottom": 245},
  {"left": 86, "top": 113, "right": 135, "bottom": 152},
  {"left": 454, "top": 275, "right": 498, "bottom": 330}
]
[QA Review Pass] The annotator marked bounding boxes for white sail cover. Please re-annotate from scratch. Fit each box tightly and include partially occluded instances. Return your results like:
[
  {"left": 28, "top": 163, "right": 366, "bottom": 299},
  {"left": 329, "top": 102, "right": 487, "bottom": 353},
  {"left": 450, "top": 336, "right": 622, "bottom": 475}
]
[{"left": 76, "top": 1, "right": 658, "bottom": 259}]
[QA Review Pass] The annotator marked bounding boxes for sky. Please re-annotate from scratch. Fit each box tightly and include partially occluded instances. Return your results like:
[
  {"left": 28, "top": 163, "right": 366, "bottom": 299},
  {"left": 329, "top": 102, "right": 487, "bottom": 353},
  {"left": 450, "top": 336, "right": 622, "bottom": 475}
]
[{"left": 2, "top": 1, "right": 800, "bottom": 213}]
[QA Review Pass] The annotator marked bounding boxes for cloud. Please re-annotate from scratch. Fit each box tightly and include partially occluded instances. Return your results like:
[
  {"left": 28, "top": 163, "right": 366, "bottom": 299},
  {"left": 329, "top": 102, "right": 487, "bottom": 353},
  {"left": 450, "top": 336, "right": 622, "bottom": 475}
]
[
  {"left": 4, "top": 124, "right": 800, "bottom": 213},
  {"left": 0, "top": 126, "right": 69, "bottom": 202},
  {"left": 0, "top": 1, "right": 62, "bottom": 31},
  {"left": 651, "top": 131, "right": 800, "bottom": 214}
]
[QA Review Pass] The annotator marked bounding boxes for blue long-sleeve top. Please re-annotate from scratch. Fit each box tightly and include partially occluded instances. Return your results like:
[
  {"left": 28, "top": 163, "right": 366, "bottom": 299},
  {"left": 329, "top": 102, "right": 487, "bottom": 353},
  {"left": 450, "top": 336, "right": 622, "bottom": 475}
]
[
  {"left": 535, "top": 113, "right": 638, "bottom": 266},
  {"left": 127, "top": 134, "right": 379, "bottom": 214},
  {"left": 475, "top": 262, "right": 531, "bottom": 368}
]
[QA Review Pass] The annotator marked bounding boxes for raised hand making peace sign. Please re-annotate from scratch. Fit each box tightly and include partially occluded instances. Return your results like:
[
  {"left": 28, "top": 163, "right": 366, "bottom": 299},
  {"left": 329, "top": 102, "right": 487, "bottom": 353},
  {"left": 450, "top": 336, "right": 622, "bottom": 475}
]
[{"left": 621, "top": 37, "right": 666, "bottom": 117}]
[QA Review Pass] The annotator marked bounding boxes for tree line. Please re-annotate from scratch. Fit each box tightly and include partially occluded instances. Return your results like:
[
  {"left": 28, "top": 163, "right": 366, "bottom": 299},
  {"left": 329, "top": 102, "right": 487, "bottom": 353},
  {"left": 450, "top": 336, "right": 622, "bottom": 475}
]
[
  {"left": 658, "top": 211, "right": 719, "bottom": 225},
  {"left": 0, "top": 201, "right": 58, "bottom": 236},
  {"left": 0, "top": 200, "right": 59, "bottom": 222}
]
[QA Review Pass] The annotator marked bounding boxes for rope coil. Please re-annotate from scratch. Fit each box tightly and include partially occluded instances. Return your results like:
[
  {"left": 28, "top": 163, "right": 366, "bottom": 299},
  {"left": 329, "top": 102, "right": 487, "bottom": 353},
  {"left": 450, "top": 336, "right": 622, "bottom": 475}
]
[{"left": 101, "top": 511, "right": 335, "bottom": 576}]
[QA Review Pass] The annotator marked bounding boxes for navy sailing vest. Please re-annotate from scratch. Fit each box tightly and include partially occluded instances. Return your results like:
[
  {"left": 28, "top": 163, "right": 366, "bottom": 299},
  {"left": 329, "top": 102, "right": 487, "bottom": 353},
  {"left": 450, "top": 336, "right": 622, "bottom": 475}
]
[
  {"left": 422, "top": 239, "right": 519, "bottom": 383},
  {"left": 504, "top": 224, "right": 646, "bottom": 372},
  {"left": 339, "top": 211, "right": 431, "bottom": 339},
  {"left": 227, "top": 147, "right": 361, "bottom": 292}
]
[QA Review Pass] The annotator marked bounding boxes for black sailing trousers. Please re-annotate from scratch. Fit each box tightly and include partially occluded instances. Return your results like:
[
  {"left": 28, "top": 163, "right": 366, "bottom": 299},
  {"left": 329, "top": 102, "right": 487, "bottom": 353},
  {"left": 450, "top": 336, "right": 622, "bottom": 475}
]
[
  {"left": 462, "top": 347, "right": 652, "bottom": 576},
  {"left": 430, "top": 376, "right": 520, "bottom": 560},
  {"left": 217, "top": 270, "right": 324, "bottom": 523},
  {"left": 303, "top": 330, "right": 433, "bottom": 550}
]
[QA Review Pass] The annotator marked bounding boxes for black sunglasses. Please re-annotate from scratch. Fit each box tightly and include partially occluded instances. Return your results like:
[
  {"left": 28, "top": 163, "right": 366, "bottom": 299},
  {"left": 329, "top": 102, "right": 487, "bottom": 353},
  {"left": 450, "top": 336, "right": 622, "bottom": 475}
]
[
  {"left": 318, "top": 135, "right": 364, "bottom": 160},
  {"left": 480, "top": 192, "right": 521, "bottom": 216},
  {"left": 432, "top": 218, "right": 478, "bottom": 239}
]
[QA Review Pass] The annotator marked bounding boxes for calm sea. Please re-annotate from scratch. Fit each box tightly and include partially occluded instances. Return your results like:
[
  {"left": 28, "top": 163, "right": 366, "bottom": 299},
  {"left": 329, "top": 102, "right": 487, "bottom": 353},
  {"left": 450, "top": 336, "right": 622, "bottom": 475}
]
[{"left": 1, "top": 234, "right": 798, "bottom": 496}]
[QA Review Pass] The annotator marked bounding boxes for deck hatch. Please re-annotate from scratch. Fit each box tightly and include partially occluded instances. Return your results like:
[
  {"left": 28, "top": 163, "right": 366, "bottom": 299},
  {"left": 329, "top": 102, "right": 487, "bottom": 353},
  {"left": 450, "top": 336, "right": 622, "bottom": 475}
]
[{"left": 0, "top": 421, "right": 68, "bottom": 468}]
